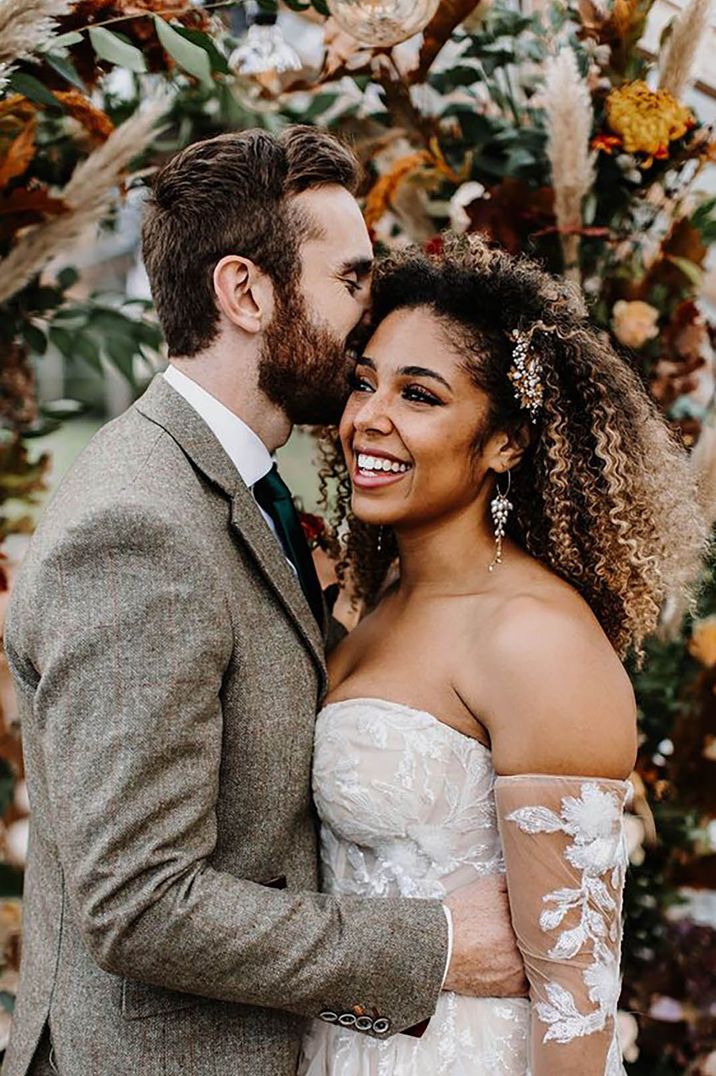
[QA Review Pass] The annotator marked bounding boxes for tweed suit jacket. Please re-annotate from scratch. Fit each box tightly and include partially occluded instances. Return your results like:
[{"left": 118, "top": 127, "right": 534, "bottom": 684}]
[{"left": 2, "top": 375, "right": 448, "bottom": 1076}]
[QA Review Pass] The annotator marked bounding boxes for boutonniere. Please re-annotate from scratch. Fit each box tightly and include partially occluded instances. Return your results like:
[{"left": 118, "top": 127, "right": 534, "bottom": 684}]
[{"left": 299, "top": 511, "right": 329, "bottom": 552}]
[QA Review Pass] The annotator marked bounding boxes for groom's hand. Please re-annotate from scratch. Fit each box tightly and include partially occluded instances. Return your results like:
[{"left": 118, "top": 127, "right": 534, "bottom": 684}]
[{"left": 443, "top": 875, "right": 528, "bottom": 997}]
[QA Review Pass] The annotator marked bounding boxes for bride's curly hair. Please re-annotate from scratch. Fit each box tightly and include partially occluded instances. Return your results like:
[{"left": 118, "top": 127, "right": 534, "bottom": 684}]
[{"left": 318, "top": 233, "right": 709, "bottom": 659}]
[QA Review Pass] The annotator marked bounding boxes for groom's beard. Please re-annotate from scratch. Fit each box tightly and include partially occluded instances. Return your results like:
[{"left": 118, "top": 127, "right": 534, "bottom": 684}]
[{"left": 257, "top": 285, "right": 354, "bottom": 427}]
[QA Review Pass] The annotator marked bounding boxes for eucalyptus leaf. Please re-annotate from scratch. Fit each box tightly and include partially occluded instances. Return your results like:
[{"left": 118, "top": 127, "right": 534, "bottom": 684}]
[
  {"left": 0, "top": 760, "right": 14, "bottom": 816},
  {"left": 49, "top": 325, "right": 75, "bottom": 358},
  {"left": 0, "top": 865, "right": 23, "bottom": 898},
  {"left": 153, "top": 16, "right": 213, "bottom": 88},
  {"left": 74, "top": 334, "right": 102, "bottom": 372},
  {"left": 105, "top": 335, "right": 139, "bottom": 386},
  {"left": 169, "top": 27, "right": 230, "bottom": 75},
  {"left": 41, "top": 398, "right": 87, "bottom": 419},
  {"left": 44, "top": 31, "right": 83, "bottom": 49},
  {"left": 20, "top": 417, "right": 61, "bottom": 438},
  {"left": 44, "top": 51, "right": 86, "bottom": 91},
  {"left": 8, "top": 72, "right": 62, "bottom": 110},
  {"left": 301, "top": 93, "right": 339, "bottom": 122},
  {"left": 57, "top": 267, "right": 80, "bottom": 290},
  {"left": 88, "top": 26, "right": 147, "bottom": 73},
  {"left": 22, "top": 324, "right": 47, "bottom": 356}
]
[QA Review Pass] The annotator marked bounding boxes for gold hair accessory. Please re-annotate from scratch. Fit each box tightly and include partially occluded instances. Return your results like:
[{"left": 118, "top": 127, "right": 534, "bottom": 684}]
[{"left": 508, "top": 327, "right": 544, "bottom": 423}]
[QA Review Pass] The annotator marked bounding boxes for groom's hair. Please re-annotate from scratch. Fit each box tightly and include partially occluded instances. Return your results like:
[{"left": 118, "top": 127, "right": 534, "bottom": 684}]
[{"left": 141, "top": 127, "right": 361, "bottom": 357}]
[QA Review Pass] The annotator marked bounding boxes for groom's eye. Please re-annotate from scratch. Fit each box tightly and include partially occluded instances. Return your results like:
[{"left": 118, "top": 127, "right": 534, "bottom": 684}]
[{"left": 343, "top": 278, "right": 361, "bottom": 296}]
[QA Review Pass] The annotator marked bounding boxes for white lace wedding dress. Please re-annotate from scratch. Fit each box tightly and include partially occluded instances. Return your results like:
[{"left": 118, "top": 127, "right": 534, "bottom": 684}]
[{"left": 299, "top": 698, "right": 631, "bottom": 1076}]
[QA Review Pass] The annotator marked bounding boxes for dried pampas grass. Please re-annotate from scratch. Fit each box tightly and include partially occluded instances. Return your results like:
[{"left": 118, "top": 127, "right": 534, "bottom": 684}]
[
  {"left": 691, "top": 419, "right": 716, "bottom": 532},
  {"left": 0, "top": 0, "right": 72, "bottom": 72},
  {"left": 659, "top": 0, "right": 711, "bottom": 100},
  {"left": 659, "top": 420, "right": 716, "bottom": 638},
  {"left": 542, "top": 48, "right": 596, "bottom": 285},
  {"left": 0, "top": 98, "right": 168, "bottom": 307}
]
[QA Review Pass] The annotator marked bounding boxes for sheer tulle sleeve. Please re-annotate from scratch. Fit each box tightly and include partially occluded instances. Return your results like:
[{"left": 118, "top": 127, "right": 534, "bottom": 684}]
[{"left": 494, "top": 774, "right": 632, "bottom": 1076}]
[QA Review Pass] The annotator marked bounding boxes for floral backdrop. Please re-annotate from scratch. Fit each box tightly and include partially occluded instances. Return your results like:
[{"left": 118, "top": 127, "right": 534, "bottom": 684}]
[{"left": 0, "top": 0, "right": 715, "bottom": 1069}]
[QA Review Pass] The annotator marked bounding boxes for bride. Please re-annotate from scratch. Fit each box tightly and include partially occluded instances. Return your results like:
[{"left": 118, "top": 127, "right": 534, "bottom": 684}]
[{"left": 299, "top": 235, "right": 705, "bottom": 1075}]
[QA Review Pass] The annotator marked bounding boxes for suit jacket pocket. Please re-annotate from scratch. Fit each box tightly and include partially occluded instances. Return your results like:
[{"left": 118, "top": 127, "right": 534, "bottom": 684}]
[{"left": 121, "top": 977, "right": 204, "bottom": 1020}]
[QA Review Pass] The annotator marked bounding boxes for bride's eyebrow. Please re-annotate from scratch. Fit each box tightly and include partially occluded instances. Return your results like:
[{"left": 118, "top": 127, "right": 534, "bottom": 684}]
[
  {"left": 399, "top": 365, "right": 453, "bottom": 391},
  {"left": 358, "top": 355, "right": 453, "bottom": 391}
]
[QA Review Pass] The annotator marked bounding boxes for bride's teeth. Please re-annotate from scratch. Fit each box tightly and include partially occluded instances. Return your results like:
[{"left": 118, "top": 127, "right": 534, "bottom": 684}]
[{"left": 356, "top": 452, "right": 410, "bottom": 474}]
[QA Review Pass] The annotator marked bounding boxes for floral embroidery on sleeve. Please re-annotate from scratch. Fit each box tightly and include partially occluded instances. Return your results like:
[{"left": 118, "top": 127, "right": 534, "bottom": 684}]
[{"left": 506, "top": 782, "right": 630, "bottom": 1073}]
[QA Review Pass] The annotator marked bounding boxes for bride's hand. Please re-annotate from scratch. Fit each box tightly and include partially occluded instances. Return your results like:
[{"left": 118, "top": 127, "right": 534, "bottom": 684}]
[{"left": 443, "top": 875, "right": 528, "bottom": 998}]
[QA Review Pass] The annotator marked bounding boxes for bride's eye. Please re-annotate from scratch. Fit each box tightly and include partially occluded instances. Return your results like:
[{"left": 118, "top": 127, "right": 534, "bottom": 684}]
[
  {"left": 348, "top": 372, "right": 374, "bottom": 393},
  {"left": 403, "top": 385, "right": 443, "bottom": 406}
]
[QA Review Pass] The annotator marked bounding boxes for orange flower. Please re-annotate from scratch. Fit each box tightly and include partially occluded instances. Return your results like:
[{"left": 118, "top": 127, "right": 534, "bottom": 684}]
[
  {"left": 602, "top": 80, "right": 695, "bottom": 167},
  {"left": 53, "top": 90, "right": 114, "bottom": 144},
  {"left": 689, "top": 615, "right": 716, "bottom": 668},
  {"left": 591, "top": 133, "right": 622, "bottom": 155}
]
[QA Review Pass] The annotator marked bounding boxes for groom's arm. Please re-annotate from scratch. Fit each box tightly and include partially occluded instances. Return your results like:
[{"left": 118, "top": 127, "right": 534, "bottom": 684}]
[{"left": 8, "top": 501, "right": 448, "bottom": 1035}]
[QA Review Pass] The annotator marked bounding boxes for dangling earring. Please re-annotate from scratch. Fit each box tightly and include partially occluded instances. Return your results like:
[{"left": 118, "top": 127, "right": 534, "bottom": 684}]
[{"left": 489, "top": 471, "right": 513, "bottom": 572}]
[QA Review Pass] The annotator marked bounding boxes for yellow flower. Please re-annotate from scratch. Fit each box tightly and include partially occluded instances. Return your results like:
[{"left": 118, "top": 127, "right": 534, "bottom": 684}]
[
  {"left": 689, "top": 615, "right": 716, "bottom": 668},
  {"left": 611, "top": 300, "right": 660, "bottom": 349},
  {"left": 604, "top": 80, "right": 695, "bottom": 166}
]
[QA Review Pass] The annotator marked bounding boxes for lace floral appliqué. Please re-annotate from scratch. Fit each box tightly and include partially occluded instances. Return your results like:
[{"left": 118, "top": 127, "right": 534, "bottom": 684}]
[{"left": 506, "top": 782, "right": 629, "bottom": 1072}]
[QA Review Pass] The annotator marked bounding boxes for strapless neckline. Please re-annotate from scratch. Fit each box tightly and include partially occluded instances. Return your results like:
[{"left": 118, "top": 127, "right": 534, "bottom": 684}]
[{"left": 319, "top": 696, "right": 492, "bottom": 755}]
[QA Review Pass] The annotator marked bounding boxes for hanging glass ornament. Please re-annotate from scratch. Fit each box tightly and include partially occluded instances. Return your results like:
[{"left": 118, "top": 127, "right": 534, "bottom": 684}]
[
  {"left": 229, "top": 11, "right": 302, "bottom": 77},
  {"left": 326, "top": 0, "right": 441, "bottom": 48}
]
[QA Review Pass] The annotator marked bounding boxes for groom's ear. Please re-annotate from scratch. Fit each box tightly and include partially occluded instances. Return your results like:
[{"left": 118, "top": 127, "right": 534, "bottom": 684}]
[{"left": 213, "top": 255, "right": 273, "bottom": 335}]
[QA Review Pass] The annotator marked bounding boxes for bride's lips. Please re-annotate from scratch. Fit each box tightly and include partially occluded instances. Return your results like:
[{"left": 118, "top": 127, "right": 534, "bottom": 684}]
[{"left": 351, "top": 448, "right": 413, "bottom": 490}]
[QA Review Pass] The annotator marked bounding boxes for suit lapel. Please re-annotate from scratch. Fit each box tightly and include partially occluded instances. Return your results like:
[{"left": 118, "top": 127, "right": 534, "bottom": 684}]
[{"left": 135, "top": 376, "right": 327, "bottom": 687}]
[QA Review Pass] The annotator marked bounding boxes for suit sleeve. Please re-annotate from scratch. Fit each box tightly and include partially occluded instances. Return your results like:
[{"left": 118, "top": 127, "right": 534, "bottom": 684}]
[
  {"left": 7, "top": 502, "right": 448, "bottom": 1033},
  {"left": 494, "top": 774, "right": 630, "bottom": 1075}
]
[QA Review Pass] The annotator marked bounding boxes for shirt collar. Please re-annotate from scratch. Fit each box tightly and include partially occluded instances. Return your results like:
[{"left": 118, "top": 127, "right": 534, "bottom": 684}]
[{"left": 163, "top": 364, "right": 272, "bottom": 489}]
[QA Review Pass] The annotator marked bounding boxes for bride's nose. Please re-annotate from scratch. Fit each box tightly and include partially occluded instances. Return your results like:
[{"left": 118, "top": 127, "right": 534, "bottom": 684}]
[{"left": 353, "top": 393, "right": 393, "bottom": 435}]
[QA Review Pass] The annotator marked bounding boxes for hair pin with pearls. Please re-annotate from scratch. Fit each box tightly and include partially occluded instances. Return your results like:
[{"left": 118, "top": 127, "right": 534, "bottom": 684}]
[{"left": 507, "top": 327, "right": 544, "bottom": 422}]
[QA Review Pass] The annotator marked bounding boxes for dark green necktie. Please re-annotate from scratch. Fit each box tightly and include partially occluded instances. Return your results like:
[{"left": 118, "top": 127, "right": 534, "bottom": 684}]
[{"left": 253, "top": 464, "right": 324, "bottom": 626}]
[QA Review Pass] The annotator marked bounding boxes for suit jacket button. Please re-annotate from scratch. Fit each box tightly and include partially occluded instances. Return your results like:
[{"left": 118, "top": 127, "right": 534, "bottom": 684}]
[
  {"left": 373, "top": 1018, "right": 391, "bottom": 1035},
  {"left": 355, "top": 1016, "right": 373, "bottom": 1032},
  {"left": 319, "top": 1011, "right": 338, "bottom": 1023},
  {"left": 338, "top": 1013, "right": 357, "bottom": 1027}
]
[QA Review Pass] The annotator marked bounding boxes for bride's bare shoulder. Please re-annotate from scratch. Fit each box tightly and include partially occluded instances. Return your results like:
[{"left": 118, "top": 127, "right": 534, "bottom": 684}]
[{"left": 463, "top": 569, "right": 637, "bottom": 779}]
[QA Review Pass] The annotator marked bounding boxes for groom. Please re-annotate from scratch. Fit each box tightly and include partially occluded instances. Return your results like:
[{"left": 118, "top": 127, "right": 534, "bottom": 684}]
[{"left": 4, "top": 127, "right": 525, "bottom": 1076}]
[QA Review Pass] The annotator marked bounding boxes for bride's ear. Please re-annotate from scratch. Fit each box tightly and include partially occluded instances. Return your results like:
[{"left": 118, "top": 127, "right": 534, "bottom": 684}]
[
  {"left": 488, "top": 422, "right": 531, "bottom": 474},
  {"left": 213, "top": 255, "right": 274, "bottom": 334}
]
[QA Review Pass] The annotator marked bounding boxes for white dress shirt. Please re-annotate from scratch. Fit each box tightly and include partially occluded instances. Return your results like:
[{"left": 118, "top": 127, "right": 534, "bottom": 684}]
[
  {"left": 163, "top": 364, "right": 279, "bottom": 540},
  {"left": 163, "top": 362, "right": 454, "bottom": 990}
]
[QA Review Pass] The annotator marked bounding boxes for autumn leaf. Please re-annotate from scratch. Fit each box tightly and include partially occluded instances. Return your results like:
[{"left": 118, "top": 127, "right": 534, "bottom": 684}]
[
  {"left": 364, "top": 151, "right": 432, "bottom": 230},
  {"left": 0, "top": 120, "right": 37, "bottom": 189},
  {"left": 53, "top": 90, "right": 114, "bottom": 144},
  {"left": 0, "top": 96, "right": 35, "bottom": 124},
  {"left": 0, "top": 187, "right": 66, "bottom": 218},
  {"left": 0, "top": 186, "right": 67, "bottom": 247}
]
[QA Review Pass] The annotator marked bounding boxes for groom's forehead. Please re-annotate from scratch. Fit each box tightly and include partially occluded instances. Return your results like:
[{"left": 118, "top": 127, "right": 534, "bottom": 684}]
[{"left": 290, "top": 186, "right": 373, "bottom": 265}]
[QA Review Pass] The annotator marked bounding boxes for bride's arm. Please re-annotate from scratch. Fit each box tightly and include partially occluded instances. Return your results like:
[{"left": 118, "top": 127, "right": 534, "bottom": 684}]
[
  {"left": 464, "top": 597, "right": 637, "bottom": 1074},
  {"left": 494, "top": 773, "right": 631, "bottom": 1075}
]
